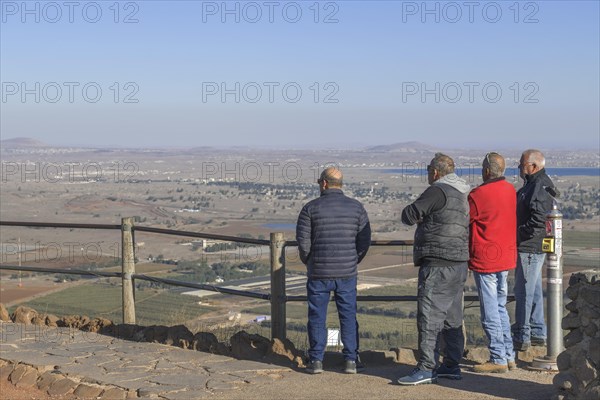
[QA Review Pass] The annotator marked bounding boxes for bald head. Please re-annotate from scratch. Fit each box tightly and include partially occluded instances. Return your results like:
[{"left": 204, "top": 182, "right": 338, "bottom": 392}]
[
  {"left": 522, "top": 149, "right": 546, "bottom": 168},
  {"left": 483, "top": 152, "right": 506, "bottom": 179},
  {"left": 320, "top": 167, "right": 343, "bottom": 188}
]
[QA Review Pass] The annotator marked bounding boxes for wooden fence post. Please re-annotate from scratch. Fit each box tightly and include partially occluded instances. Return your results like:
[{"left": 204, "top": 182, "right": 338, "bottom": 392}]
[
  {"left": 121, "top": 217, "right": 136, "bottom": 324},
  {"left": 270, "top": 232, "right": 286, "bottom": 340}
]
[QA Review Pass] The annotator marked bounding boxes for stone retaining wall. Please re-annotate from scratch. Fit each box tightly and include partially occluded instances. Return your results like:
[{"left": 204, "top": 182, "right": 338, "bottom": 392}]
[
  {"left": 0, "top": 359, "right": 136, "bottom": 399},
  {"left": 554, "top": 271, "right": 600, "bottom": 400}
]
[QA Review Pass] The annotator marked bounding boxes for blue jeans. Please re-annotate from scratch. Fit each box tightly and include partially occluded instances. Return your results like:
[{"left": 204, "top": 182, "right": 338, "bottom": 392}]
[
  {"left": 513, "top": 252, "right": 547, "bottom": 343},
  {"left": 307, "top": 276, "right": 358, "bottom": 362},
  {"left": 474, "top": 271, "right": 515, "bottom": 365}
]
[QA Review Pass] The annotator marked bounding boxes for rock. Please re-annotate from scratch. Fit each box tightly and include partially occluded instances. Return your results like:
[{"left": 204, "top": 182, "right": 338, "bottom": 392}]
[
  {"left": 391, "top": 347, "right": 418, "bottom": 365},
  {"left": 85, "top": 317, "right": 112, "bottom": 333},
  {"left": 464, "top": 347, "right": 490, "bottom": 364},
  {"left": 266, "top": 337, "right": 304, "bottom": 367},
  {"left": 60, "top": 315, "right": 90, "bottom": 329},
  {"left": 9, "top": 364, "right": 30, "bottom": 384},
  {"left": 230, "top": 331, "right": 270, "bottom": 360},
  {"left": 37, "top": 371, "right": 61, "bottom": 391},
  {"left": 59, "top": 315, "right": 80, "bottom": 328},
  {"left": 100, "top": 387, "right": 128, "bottom": 399},
  {"left": 582, "top": 386, "right": 600, "bottom": 400},
  {"left": 32, "top": 314, "right": 46, "bottom": 326},
  {"left": 566, "top": 285, "right": 580, "bottom": 301},
  {"left": 0, "top": 362, "right": 15, "bottom": 381},
  {"left": 564, "top": 328, "right": 584, "bottom": 348},
  {"left": 557, "top": 351, "right": 571, "bottom": 371},
  {"left": 0, "top": 303, "right": 10, "bottom": 321},
  {"left": 105, "top": 324, "right": 140, "bottom": 340},
  {"left": 47, "top": 378, "right": 77, "bottom": 396},
  {"left": 574, "top": 358, "right": 598, "bottom": 388},
  {"left": 553, "top": 372, "right": 575, "bottom": 390},
  {"left": 14, "top": 368, "right": 39, "bottom": 388},
  {"left": 357, "top": 350, "right": 397, "bottom": 366},
  {"left": 581, "top": 306, "right": 600, "bottom": 321},
  {"left": 562, "top": 314, "right": 580, "bottom": 330},
  {"left": 166, "top": 325, "right": 193, "bottom": 349},
  {"left": 565, "top": 301, "right": 578, "bottom": 312},
  {"left": 192, "top": 332, "right": 220, "bottom": 353},
  {"left": 74, "top": 384, "right": 104, "bottom": 398},
  {"left": 135, "top": 325, "right": 168, "bottom": 343},
  {"left": 590, "top": 341, "right": 600, "bottom": 367},
  {"left": 584, "top": 322, "right": 598, "bottom": 338},
  {"left": 45, "top": 314, "right": 59, "bottom": 327},
  {"left": 11, "top": 306, "right": 38, "bottom": 324}
]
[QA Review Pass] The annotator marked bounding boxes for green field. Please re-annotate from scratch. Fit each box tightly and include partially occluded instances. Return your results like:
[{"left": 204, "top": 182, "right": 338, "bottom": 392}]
[
  {"left": 12, "top": 283, "right": 214, "bottom": 326},
  {"left": 243, "top": 283, "right": 491, "bottom": 351},
  {"left": 563, "top": 230, "right": 600, "bottom": 248}
]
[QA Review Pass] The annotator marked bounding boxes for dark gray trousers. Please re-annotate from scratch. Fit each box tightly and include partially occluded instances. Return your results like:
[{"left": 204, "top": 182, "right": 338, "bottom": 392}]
[{"left": 416, "top": 261, "right": 468, "bottom": 371}]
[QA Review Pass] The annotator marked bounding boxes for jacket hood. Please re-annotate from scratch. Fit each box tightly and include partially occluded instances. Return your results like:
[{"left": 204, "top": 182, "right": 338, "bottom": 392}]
[{"left": 434, "top": 173, "right": 471, "bottom": 194}]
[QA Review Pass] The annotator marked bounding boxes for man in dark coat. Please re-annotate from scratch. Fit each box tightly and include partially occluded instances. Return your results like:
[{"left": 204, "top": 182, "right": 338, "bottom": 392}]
[
  {"left": 513, "top": 149, "right": 559, "bottom": 351},
  {"left": 296, "top": 167, "right": 371, "bottom": 375}
]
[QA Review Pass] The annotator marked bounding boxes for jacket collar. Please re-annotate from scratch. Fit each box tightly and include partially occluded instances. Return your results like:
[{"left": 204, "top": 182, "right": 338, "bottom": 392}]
[
  {"left": 480, "top": 176, "right": 506, "bottom": 187},
  {"left": 320, "top": 188, "right": 344, "bottom": 196},
  {"left": 525, "top": 168, "right": 547, "bottom": 184}
]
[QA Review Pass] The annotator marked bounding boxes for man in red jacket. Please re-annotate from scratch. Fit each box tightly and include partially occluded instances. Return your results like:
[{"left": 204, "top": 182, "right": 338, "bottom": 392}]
[{"left": 468, "top": 152, "right": 517, "bottom": 373}]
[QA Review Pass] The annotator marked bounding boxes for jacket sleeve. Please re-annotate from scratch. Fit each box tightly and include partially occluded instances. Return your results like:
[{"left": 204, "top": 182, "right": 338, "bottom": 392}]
[
  {"left": 356, "top": 206, "right": 371, "bottom": 264},
  {"left": 402, "top": 186, "right": 446, "bottom": 226},
  {"left": 296, "top": 205, "right": 312, "bottom": 265}
]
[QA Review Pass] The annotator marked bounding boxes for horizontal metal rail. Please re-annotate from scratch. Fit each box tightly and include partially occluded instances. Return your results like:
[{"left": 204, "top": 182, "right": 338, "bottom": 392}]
[
  {"left": 284, "top": 239, "right": 414, "bottom": 247},
  {"left": 0, "top": 221, "right": 121, "bottom": 230},
  {"left": 0, "top": 221, "right": 413, "bottom": 247},
  {"left": 0, "top": 220, "right": 270, "bottom": 246},
  {"left": 0, "top": 265, "right": 270, "bottom": 300},
  {"left": 288, "top": 294, "right": 515, "bottom": 302},
  {"left": 0, "top": 265, "right": 122, "bottom": 278},
  {"left": 135, "top": 226, "right": 270, "bottom": 246},
  {"left": 0, "top": 265, "right": 511, "bottom": 303}
]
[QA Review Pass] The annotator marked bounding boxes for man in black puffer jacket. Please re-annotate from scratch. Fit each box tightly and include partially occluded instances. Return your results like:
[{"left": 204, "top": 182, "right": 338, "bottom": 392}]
[{"left": 296, "top": 167, "right": 371, "bottom": 375}]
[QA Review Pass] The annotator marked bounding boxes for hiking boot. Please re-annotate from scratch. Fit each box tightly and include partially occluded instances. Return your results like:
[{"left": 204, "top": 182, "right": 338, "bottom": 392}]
[
  {"left": 513, "top": 340, "right": 531, "bottom": 352},
  {"left": 344, "top": 360, "right": 357, "bottom": 374},
  {"left": 531, "top": 337, "right": 546, "bottom": 347},
  {"left": 306, "top": 360, "right": 323, "bottom": 374},
  {"left": 508, "top": 360, "right": 517, "bottom": 371},
  {"left": 436, "top": 364, "right": 462, "bottom": 380},
  {"left": 473, "top": 362, "right": 508, "bottom": 374},
  {"left": 397, "top": 368, "right": 438, "bottom": 386}
]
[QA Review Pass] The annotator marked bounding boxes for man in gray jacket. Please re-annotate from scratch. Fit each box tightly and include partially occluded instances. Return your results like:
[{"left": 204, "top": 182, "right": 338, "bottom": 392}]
[
  {"left": 397, "top": 153, "right": 470, "bottom": 385},
  {"left": 296, "top": 167, "right": 371, "bottom": 375}
]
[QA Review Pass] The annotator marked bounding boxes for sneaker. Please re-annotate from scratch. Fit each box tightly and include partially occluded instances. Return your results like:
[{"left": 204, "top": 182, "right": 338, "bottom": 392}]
[
  {"left": 513, "top": 340, "right": 531, "bottom": 351},
  {"left": 436, "top": 364, "right": 462, "bottom": 380},
  {"left": 344, "top": 360, "right": 357, "bottom": 374},
  {"left": 473, "top": 362, "right": 508, "bottom": 374},
  {"left": 306, "top": 360, "right": 323, "bottom": 374},
  {"left": 531, "top": 337, "right": 546, "bottom": 347},
  {"left": 397, "top": 368, "right": 438, "bottom": 386},
  {"left": 508, "top": 360, "right": 517, "bottom": 371}
]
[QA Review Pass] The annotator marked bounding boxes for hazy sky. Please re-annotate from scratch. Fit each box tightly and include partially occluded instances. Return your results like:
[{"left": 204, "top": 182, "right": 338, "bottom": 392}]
[{"left": 1, "top": 1, "right": 599, "bottom": 149}]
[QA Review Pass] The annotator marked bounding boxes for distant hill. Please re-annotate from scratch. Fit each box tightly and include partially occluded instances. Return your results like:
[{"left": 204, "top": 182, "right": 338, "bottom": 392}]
[
  {"left": 365, "top": 141, "right": 435, "bottom": 153},
  {"left": 0, "top": 137, "right": 49, "bottom": 148}
]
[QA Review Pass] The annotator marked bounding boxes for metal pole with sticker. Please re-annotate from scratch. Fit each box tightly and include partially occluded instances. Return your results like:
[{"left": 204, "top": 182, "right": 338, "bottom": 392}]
[{"left": 532, "top": 202, "right": 563, "bottom": 371}]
